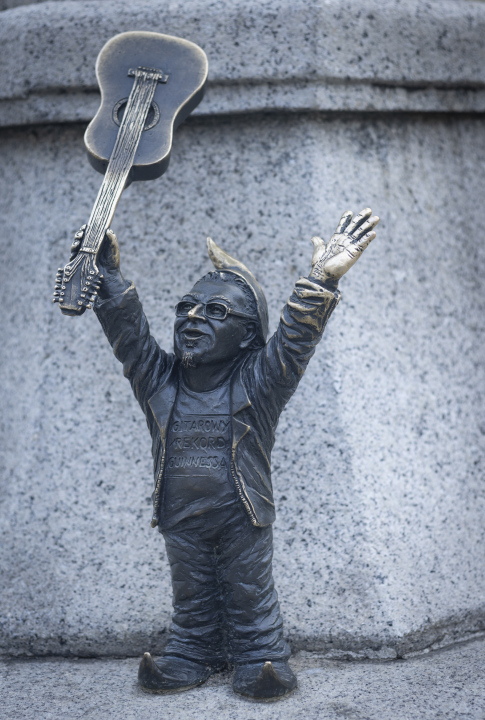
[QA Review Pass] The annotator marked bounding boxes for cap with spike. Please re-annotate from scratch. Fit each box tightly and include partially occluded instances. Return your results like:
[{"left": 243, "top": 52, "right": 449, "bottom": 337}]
[{"left": 206, "top": 237, "right": 268, "bottom": 344}]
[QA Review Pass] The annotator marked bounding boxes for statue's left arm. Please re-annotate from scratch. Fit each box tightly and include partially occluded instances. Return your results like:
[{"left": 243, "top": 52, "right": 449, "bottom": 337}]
[{"left": 251, "top": 208, "right": 379, "bottom": 412}]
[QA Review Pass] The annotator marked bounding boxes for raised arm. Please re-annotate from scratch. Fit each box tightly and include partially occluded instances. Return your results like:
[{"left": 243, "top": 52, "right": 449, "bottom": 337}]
[
  {"left": 250, "top": 208, "right": 379, "bottom": 415},
  {"left": 82, "top": 227, "right": 173, "bottom": 418}
]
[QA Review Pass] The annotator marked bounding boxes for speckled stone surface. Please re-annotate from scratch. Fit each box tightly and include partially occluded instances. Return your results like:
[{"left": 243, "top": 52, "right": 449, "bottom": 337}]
[
  {"left": 1, "top": 109, "right": 484, "bottom": 658},
  {"left": 0, "top": 0, "right": 485, "bottom": 126},
  {"left": 1, "top": 638, "right": 485, "bottom": 719}
]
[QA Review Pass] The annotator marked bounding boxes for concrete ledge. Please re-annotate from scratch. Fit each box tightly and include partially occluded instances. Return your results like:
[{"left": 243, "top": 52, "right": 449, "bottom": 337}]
[
  {"left": 1, "top": 638, "right": 485, "bottom": 720},
  {"left": 2, "top": 82, "right": 485, "bottom": 129},
  {"left": 0, "top": 0, "right": 484, "bottom": 127}
]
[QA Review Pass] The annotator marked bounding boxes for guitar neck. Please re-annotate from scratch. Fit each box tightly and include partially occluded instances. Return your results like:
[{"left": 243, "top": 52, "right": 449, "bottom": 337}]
[{"left": 83, "top": 67, "right": 165, "bottom": 254}]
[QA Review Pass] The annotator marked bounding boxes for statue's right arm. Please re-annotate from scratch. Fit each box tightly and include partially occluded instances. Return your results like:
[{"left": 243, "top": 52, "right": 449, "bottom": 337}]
[{"left": 90, "top": 229, "right": 171, "bottom": 417}]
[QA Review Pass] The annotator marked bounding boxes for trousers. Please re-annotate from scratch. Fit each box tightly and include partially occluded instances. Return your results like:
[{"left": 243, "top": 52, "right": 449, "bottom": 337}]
[{"left": 161, "top": 502, "right": 290, "bottom": 665}]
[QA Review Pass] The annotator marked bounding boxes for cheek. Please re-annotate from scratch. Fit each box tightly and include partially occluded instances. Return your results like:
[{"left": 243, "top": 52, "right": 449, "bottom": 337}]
[{"left": 213, "top": 323, "right": 245, "bottom": 352}]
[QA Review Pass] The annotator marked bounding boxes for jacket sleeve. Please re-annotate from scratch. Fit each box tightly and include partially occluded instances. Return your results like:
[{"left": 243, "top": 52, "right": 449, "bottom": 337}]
[
  {"left": 250, "top": 277, "right": 340, "bottom": 419},
  {"left": 94, "top": 281, "right": 172, "bottom": 418}
]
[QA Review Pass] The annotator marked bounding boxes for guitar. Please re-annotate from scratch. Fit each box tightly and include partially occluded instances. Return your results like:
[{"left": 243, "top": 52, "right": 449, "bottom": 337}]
[{"left": 53, "top": 31, "right": 208, "bottom": 315}]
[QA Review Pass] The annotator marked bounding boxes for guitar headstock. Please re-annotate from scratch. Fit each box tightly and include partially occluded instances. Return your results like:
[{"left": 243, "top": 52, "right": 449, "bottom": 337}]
[{"left": 53, "top": 250, "right": 102, "bottom": 315}]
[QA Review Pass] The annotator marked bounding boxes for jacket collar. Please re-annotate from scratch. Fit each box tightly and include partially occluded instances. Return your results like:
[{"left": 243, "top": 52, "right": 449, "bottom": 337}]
[
  {"left": 148, "top": 358, "right": 252, "bottom": 437},
  {"left": 231, "top": 368, "right": 251, "bottom": 446},
  {"left": 147, "top": 362, "right": 178, "bottom": 438},
  {"left": 231, "top": 366, "right": 252, "bottom": 415}
]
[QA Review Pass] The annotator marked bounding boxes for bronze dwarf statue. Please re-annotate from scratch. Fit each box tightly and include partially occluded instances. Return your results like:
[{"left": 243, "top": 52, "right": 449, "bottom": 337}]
[{"left": 68, "top": 208, "right": 378, "bottom": 700}]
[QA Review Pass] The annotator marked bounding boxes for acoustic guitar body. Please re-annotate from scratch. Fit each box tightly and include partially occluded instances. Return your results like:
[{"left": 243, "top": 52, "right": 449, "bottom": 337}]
[
  {"left": 85, "top": 31, "right": 208, "bottom": 182},
  {"left": 54, "top": 31, "right": 207, "bottom": 316}
]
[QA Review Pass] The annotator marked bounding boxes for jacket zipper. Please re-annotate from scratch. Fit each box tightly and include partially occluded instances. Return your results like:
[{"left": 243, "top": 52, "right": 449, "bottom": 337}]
[
  {"left": 231, "top": 447, "right": 259, "bottom": 526},
  {"left": 151, "top": 444, "right": 165, "bottom": 528}
]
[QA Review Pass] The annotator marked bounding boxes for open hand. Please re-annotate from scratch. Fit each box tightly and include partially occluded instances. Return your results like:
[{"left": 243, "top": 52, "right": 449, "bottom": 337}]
[{"left": 309, "top": 208, "right": 379, "bottom": 287}]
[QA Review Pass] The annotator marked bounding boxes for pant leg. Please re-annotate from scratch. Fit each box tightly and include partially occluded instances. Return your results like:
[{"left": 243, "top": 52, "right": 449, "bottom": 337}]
[
  {"left": 216, "top": 505, "right": 290, "bottom": 663},
  {"left": 162, "top": 520, "right": 225, "bottom": 666}
]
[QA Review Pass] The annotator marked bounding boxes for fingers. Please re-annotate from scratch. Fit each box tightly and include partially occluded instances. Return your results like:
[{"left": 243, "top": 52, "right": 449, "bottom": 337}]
[
  {"left": 346, "top": 207, "right": 372, "bottom": 236},
  {"left": 70, "top": 224, "right": 87, "bottom": 255},
  {"left": 311, "top": 236, "right": 326, "bottom": 251},
  {"left": 75, "top": 224, "right": 87, "bottom": 239},
  {"left": 350, "top": 215, "right": 379, "bottom": 242},
  {"left": 335, "top": 210, "right": 353, "bottom": 235},
  {"left": 100, "top": 228, "right": 118, "bottom": 256},
  {"left": 105, "top": 228, "right": 120, "bottom": 255},
  {"left": 99, "top": 227, "right": 121, "bottom": 273},
  {"left": 353, "top": 230, "right": 376, "bottom": 253}
]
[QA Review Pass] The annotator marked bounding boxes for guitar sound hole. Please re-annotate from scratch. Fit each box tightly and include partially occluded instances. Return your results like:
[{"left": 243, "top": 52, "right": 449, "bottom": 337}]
[{"left": 112, "top": 98, "right": 160, "bottom": 131}]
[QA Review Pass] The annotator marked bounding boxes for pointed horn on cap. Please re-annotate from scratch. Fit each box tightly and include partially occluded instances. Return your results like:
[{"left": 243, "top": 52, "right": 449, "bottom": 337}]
[
  {"left": 205, "top": 237, "right": 269, "bottom": 343},
  {"left": 206, "top": 237, "right": 252, "bottom": 275}
]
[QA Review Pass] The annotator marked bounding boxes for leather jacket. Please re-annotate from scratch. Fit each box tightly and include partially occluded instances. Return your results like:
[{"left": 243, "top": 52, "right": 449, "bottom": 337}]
[{"left": 95, "top": 277, "right": 339, "bottom": 528}]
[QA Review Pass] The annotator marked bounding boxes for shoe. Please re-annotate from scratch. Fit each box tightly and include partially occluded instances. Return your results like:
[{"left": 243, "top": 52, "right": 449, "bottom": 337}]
[
  {"left": 138, "top": 652, "right": 212, "bottom": 693},
  {"left": 233, "top": 660, "right": 297, "bottom": 700}
]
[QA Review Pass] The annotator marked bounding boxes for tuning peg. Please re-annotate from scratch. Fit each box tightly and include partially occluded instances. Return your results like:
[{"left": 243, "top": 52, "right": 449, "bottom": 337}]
[
  {"left": 86, "top": 303, "right": 93, "bottom": 309},
  {"left": 89, "top": 295, "right": 97, "bottom": 302},
  {"left": 52, "top": 298, "right": 59, "bottom": 303}
]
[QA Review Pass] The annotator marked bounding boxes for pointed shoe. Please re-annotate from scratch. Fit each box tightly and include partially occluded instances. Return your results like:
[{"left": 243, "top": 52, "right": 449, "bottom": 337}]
[
  {"left": 138, "top": 652, "right": 212, "bottom": 694},
  {"left": 233, "top": 660, "right": 297, "bottom": 701}
]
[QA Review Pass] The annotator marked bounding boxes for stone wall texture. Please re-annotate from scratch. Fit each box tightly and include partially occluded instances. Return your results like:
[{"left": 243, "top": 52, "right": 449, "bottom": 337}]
[{"left": 1, "top": 0, "right": 484, "bottom": 659}]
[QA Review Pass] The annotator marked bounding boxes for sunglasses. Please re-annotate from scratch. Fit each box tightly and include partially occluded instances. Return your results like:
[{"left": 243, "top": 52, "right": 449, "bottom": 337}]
[{"left": 175, "top": 300, "right": 255, "bottom": 321}]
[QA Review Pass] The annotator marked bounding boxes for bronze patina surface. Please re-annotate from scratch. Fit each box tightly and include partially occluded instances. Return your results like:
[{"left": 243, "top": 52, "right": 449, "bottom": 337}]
[{"left": 64, "top": 207, "right": 377, "bottom": 700}]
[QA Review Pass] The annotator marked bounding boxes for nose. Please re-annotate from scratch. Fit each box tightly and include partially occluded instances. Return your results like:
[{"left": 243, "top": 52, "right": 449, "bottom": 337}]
[{"left": 187, "top": 303, "right": 206, "bottom": 321}]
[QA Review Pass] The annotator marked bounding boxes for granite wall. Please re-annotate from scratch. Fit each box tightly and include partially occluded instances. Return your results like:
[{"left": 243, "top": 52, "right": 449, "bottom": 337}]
[{"left": 0, "top": 0, "right": 484, "bottom": 659}]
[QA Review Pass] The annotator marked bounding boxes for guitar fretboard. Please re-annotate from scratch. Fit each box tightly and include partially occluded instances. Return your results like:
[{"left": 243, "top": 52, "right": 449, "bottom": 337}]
[{"left": 82, "top": 66, "right": 166, "bottom": 254}]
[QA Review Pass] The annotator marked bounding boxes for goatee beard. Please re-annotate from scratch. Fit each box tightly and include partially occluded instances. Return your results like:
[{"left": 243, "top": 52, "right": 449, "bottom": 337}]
[{"left": 182, "top": 351, "right": 196, "bottom": 368}]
